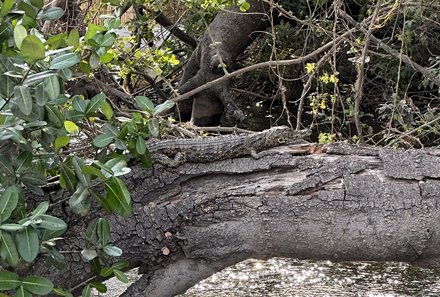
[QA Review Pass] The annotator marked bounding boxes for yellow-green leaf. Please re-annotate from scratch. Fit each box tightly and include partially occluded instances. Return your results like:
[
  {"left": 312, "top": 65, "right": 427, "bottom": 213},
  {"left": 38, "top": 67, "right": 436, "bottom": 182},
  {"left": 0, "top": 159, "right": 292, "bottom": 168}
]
[
  {"left": 0, "top": 0, "right": 15, "bottom": 17},
  {"left": 100, "top": 101, "right": 113, "bottom": 120},
  {"left": 67, "top": 28, "right": 79, "bottom": 50},
  {"left": 55, "top": 135, "right": 70, "bottom": 150},
  {"left": 64, "top": 120, "right": 79, "bottom": 135}
]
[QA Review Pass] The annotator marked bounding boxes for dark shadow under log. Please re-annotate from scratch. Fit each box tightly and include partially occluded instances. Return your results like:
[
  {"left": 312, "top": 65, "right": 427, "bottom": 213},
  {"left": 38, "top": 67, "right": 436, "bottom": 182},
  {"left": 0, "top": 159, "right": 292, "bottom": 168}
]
[{"left": 28, "top": 143, "right": 440, "bottom": 296}]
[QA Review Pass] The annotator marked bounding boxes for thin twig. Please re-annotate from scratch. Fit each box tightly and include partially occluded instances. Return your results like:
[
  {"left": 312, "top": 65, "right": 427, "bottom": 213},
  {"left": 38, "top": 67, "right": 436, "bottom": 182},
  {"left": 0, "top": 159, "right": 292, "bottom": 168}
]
[
  {"left": 352, "top": 0, "right": 382, "bottom": 142},
  {"left": 170, "top": 29, "right": 356, "bottom": 105}
]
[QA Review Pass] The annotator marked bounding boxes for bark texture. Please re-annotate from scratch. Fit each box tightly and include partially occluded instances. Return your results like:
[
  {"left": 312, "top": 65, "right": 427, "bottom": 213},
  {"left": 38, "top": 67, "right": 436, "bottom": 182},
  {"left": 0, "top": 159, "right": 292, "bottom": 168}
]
[
  {"left": 25, "top": 143, "right": 440, "bottom": 296},
  {"left": 177, "top": 0, "right": 269, "bottom": 125}
]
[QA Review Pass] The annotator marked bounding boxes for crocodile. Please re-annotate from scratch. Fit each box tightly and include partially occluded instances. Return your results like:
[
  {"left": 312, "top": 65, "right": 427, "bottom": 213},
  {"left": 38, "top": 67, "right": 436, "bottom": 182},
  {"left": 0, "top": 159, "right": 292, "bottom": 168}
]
[{"left": 146, "top": 126, "right": 311, "bottom": 165}]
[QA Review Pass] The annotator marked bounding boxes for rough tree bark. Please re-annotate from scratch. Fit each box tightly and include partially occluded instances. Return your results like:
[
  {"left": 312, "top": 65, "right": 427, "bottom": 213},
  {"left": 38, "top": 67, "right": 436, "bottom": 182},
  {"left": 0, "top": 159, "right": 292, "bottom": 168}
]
[
  {"left": 177, "top": 0, "right": 269, "bottom": 125},
  {"left": 22, "top": 143, "right": 440, "bottom": 296}
]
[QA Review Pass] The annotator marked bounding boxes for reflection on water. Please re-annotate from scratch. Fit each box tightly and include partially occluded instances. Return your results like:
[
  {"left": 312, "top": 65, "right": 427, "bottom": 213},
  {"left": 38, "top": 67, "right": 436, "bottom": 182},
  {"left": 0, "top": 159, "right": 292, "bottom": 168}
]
[{"left": 178, "top": 258, "right": 440, "bottom": 297}]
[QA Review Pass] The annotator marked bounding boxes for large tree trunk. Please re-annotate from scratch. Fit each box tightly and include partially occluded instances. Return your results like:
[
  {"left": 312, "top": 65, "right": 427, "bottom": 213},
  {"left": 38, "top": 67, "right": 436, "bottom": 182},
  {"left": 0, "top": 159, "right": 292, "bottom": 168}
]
[
  {"left": 177, "top": 0, "right": 269, "bottom": 125},
  {"left": 25, "top": 143, "right": 440, "bottom": 296}
]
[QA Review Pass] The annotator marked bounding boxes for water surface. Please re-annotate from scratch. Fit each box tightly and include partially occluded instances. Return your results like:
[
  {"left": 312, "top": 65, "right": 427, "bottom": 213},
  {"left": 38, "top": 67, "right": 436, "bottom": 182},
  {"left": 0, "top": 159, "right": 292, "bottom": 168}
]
[{"left": 178, "top": 258, "right": 440, "bottom": 297}]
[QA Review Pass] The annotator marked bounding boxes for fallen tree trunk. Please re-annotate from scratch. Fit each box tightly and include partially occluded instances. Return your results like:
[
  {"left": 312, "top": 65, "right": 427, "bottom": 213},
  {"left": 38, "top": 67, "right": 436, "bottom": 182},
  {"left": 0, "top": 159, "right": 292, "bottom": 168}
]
[{"left": 28, "top": 143, "right": 440, "bottom": 296}]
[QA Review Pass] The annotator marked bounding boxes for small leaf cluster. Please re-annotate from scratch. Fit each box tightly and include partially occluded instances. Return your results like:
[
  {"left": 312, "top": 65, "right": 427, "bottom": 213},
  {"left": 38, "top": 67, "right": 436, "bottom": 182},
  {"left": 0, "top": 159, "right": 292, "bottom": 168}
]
[
  {"left": 0, "top": 271, "right": 53, "bottom": 297},
  {"left": 91, "top": 96, "right": 175, "bottom": 167}
]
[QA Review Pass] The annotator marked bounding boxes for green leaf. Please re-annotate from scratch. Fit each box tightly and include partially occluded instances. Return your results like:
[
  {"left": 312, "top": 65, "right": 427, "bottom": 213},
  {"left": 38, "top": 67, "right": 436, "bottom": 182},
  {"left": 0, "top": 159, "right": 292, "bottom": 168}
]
[
  {"left": 100, "top": 101, "right": 113, "bottom": 120},
  {"left": 20, "top": 171, "right": 47, "bottom": 186},
  {"left": 104, "top": 17, "right": 121, "bottom": 29},
  {"left": 93, "top": 161, "right": 114, "bottom": 176},
  {"left": 148, "top": 118, "right": 159, "bottom": 137},
  {"left": 105, "top": 158, "right": 129, "bottom": 177},
  {"left": 153, "top": 100, "right": 175, "bottom": 116},
  {"left": 100, "top": 260, "right": 129, "bottom": 277},
  {"left": 89, "top": 52, "right": 100, "bottom": 69},
  {"left": 67, "top": 28, "right": 79, "bottom": 50},
  {"left": 30, "top": 0, "right": 44, "bottom": 9},
  {"left": 69, "top": 186, "right": 90, "bottom": 216},
  {"left": 103, "top": 245, "right": 122, "bottom": 257},
  {"left": 53, "top": 287, "right": 73, "bottom": 297},
  {"left": 35, "top": 83, "right": 48, "bottom": 106},
  {"left": 135, "top": 96, "right": 154, "bottom": 112},
  {"left": 0, "top": 231, "right": 19, "bottom": 266},
  {"left": 96, "top": 218, "right": 110, "bottom": 247},
  {"left": 113, "top": 269, "right": 129, "bottom": 283},
  {"left": 92, "top": 133, "right": 114, "bottom": 148},
  {"left": 0, "top": 155, "right": 14, "bottom": 176},
  {"left": 50, "top": 53, "right": 80, "bottom": 70},
  {"left": 86, "top": 93, "right": 106, "bottom": 114},
  {"left": 139, "top": 151, "right": 152, "bottom": 168},
  {"left": 0, "top": 185, "right": 19, "bottom": 222},
  {"left": 82, "top": 165, "right": 106, "bottom": 180},
  {"left": 45, "top": 105, "right": 64, "bottom": 128},
  {"left": 55, "top": 135, "right": 70, "bottom": 151},
  {"left": 0, "top": 74, "right": 17, "bottom": 99},
  {"left": 38, "top": 214, "right": 67, "bottom": 231},
  {"left": 59, "top": 67, "right": 72, "bottom": 80},
  {"left": 14, "top": 25, "right": 27, "bottom": 49},
  {"left": 72, "top": 156, "right": 89, "bottom": 186},
  {"left": 81, "top": 248, "right": 97, "bottom": 261},
  {"left": 81, "top": 284, "right": 91, "bottom": 297},
  {"left": 72, "top": 95, "right": 86, "bottom": 113},
  {"left": 22, "top": 182, "right": 44, "bottom": 196},
  {"left": 85, "top": 219, "right": 99, "bottom": 245},
  {"left": 0, "top": 271, "right": 20, "bottom": 290},
  {"left": 136, "top": 136, "right": 146, "bottom": 154},
  {"left": 18, "top": 1, "right": 37, "bottom": 18},
  {"left": 29, "top": 201, "right": 49, "bottom": 220},
  {"left": 101, "top": 125, "right": 117, "bottom": 140},
  {"left": 104, "top": 177, "right": 132, "bottom": 216},
  {"left": 111, "top": 260, "right": 129, "bottom": 271},
  {"left": 14, "top": 286, "right": 32, "bottom": 297},
  {"left": 21, "top": 35, "right": 45, "bottom": 64},
  {"left": 0, "top": 224, "right": 25, "bottom": 231},
  {"left": 45, "top": 33, "right": 67, "bottom": 49},
  {"left": 43, "top": 75, "right": 60, "bottom": 100},
  {"left": 16, "top": 226, "right": 39, "bottom": 262},
  {"left": 15, "top": 151, "right": 32, "bottom": 174},
  {"left": 23, "top": 70, "right": 57, "bottom": 86},
  {"left": 90, "top": 282, "right": 107, "bottom": 293},
  {"left": 0, "top": 0, "right": 15, "bottom": 17},
  {"left": 14, "top": 85, "right": 33, "bottom": 116},
  {"left": 37, "top": 7, "right": 64, "bottom": 20},
  {"left": 100, "top": 52, "right": 114, "bottom": 63},
  {"left": 239, "top": 1, "right": 251, "bottom": 11},
  {"left": 22, "top": 275, "right": 54, "bottom": 295},
  {"left": 84, "top": 24, "right": 106, "bottom": 42},
  {"left": 98, "top": 32, "right": 116, "bottom": 47},
  {"left": 0, "top": 21, "right": 12, "bottom": 43},
  {"left": 60, "top": 163, "right": 77, "bottom": 193}
]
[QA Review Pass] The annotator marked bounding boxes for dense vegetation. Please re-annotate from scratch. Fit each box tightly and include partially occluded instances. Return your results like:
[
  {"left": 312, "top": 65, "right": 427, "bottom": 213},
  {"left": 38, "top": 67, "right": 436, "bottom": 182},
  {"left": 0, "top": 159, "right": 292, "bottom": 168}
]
[{"left": 0, "top": 0, "right": 439, "bottom": 296}]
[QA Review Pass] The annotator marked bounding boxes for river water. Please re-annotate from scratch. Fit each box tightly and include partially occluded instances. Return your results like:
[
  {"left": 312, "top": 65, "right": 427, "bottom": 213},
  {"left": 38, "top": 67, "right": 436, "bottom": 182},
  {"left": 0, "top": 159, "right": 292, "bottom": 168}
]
[
  {"left": 94, "top": 258, "right": 440, "bottom": 296},
  {"left": 178, "top": 258, "right": 440, "bottom": 297}
]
